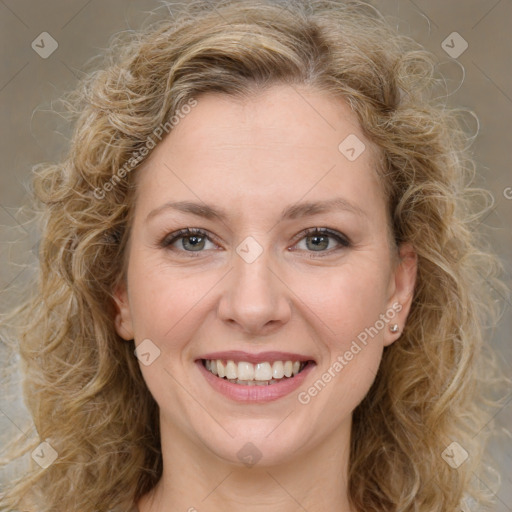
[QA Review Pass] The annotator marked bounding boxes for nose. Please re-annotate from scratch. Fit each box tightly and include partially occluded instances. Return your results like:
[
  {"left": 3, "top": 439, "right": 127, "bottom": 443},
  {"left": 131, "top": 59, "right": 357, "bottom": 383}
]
[{"left": 217, "top": 241, "right": 292, "bottom": 337}]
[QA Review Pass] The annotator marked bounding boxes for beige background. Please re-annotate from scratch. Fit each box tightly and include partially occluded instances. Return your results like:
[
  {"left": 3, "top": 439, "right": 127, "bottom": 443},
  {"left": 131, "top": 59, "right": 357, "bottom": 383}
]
[{"left": 0, "top": 0, "right": 510, "bottom": 509}]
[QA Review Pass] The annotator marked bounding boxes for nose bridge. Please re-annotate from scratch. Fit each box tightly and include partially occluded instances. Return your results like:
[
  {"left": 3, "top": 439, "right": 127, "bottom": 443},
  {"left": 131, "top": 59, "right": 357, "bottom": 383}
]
[{"left": 218, "top": 234, "right": 291, "bottom": 334}]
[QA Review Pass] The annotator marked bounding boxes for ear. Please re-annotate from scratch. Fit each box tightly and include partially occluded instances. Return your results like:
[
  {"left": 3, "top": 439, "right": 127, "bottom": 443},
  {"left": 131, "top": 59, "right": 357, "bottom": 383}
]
[
  {"left": 383, "top": 242, "right": 417, "bottom": 347},
  {"left": 112, "top": 279, "right": 134, "bottom": 341}
]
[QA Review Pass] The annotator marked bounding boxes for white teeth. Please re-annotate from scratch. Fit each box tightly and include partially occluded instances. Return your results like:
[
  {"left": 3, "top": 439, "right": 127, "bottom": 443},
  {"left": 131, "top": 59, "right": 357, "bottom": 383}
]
[
  {"left": 236, "top": 379, "right": 256, "bottom": 386},
  {"left": 237, "top": 361, "right": 254, "bottom": 381},
  {"left": 272, "top": 361, "right": 284, "bottom": 379},
  {"left": 204, "top": 358, "right": 307, "bottom": 383},
  {"left": 254, "top": 362, "right": 273, "bottom": 380},
  {"left": 217, "top": 360, "right": 225, "bottom": 378},
  {"left": 225, "top": 360, "right": 237, "bottom": 380}
]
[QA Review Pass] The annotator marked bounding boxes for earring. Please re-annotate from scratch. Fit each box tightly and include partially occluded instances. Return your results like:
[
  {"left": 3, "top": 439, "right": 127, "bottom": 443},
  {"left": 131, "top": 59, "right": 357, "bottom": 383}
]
[{"left": 389, "top": 324, "right": 399, "bottom": 333}]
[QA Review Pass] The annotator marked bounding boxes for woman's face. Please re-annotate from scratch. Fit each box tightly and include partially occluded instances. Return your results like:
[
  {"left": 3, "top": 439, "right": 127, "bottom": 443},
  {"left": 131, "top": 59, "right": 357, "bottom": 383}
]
[{"left": 114, "top": 84, "right": 416, "bottom": 468}]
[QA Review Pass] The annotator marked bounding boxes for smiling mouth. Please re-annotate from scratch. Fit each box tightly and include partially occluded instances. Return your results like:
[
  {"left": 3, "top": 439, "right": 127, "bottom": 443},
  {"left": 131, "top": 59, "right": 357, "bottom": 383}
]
[{"left": 201, "top": 358, "right": 314, "bottom": 386}]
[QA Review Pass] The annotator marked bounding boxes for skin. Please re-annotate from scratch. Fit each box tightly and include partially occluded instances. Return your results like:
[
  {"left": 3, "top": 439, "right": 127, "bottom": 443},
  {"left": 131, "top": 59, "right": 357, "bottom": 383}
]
[{"left": 113, "top": 84, "right": 417, "bottom": 512}]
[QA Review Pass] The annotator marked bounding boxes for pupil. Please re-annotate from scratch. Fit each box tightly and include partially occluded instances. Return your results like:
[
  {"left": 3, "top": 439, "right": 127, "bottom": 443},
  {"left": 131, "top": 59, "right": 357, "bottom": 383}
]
[
  {"left": 308, "top": 235, "right": 328, "bottom": 251},
  {"left": 184, "top": 235, "right": 204, "bottom": 251}
]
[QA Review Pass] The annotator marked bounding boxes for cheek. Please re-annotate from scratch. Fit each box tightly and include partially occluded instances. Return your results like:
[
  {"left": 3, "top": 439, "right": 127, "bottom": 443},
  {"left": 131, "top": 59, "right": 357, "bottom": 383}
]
[
  {"left": 295, "top": 269, "right": 388, "bottom": 433},
  {"left": 291, "top": 259, "right": 390, "bottom": 410},
  {"left": 308, "top": 346, "right": 382, "bottom": 436},
  {"left": 126, "top": 251, "right": 218, "bottom": 344},
  {"left": 305, "top": 265, "right": 390, "bottom": 416},
  {"left": 292, "top": 259, "right": 392, "bottom": 347}
]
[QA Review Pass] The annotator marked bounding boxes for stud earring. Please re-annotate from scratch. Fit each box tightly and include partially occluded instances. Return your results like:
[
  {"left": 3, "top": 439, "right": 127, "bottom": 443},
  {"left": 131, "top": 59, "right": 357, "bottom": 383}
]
[{"left": 389, "top": 324, "right": 399, "bottom": 333}]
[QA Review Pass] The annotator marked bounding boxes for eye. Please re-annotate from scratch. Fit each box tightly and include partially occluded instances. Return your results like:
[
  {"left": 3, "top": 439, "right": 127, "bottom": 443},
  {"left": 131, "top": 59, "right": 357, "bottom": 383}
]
[
  {"left": 291, "top": 227, "right": 351, "bottom": 256},
  {"left": 160, "top": 227, "right": 351, "bottom": 257},
  {"left": 160, "top": 228, "right": 218, "bottom": 254}
]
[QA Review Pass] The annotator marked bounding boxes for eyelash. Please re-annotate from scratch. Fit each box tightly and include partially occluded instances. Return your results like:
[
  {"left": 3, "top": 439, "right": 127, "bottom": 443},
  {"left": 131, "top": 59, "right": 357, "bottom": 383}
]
[{"left": 160, "top": 227, "right": 351, "bottom": 258}]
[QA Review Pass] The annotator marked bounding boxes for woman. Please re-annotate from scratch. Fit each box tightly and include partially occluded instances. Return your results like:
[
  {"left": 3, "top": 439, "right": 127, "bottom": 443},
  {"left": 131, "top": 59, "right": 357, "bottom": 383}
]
[{"left": 0, "top": 0, "right": 507, "bottom": 511}]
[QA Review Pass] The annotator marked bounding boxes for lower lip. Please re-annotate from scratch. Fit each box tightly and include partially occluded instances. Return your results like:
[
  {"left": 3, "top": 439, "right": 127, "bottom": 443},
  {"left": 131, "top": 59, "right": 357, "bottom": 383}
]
[{"left": 196, "top": 360, "right": 315, "bottom": 403}]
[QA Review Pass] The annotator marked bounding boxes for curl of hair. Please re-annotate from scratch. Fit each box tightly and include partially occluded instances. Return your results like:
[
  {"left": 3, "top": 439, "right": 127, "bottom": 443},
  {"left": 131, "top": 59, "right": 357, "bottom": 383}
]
[{"left": 0, "top": 1, "right": 509, "bottom": 511}]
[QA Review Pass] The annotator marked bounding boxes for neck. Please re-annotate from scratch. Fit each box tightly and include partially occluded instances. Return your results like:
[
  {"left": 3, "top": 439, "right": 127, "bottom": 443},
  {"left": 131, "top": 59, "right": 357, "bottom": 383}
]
[{"left": 138, "top": 416, "right": 355, "bottom": 512}]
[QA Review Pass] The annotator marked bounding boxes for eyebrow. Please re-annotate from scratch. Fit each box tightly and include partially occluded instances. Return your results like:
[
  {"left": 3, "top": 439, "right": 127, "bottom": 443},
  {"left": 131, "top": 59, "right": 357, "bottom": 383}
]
[{"left": 146, "top": 197, "right": 368, "bottom": 224}]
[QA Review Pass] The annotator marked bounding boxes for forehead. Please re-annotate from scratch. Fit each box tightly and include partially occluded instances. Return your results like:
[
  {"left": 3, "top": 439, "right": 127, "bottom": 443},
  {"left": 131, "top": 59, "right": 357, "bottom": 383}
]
[{"left": 133, "top": 85, "right": 385, "bottom": 223}]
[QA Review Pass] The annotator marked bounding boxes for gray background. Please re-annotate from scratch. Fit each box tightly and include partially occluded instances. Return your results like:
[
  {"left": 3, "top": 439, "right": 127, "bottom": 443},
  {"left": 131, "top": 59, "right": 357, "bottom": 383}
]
[{"left": 0, "top": 0, "right": 510, "bottom": 509}]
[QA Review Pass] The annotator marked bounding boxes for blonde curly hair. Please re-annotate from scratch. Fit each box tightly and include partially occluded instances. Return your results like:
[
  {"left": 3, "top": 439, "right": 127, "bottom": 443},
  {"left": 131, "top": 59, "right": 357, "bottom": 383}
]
[{"left": 0, "top": 0, "right": 508, "bottom": 511}]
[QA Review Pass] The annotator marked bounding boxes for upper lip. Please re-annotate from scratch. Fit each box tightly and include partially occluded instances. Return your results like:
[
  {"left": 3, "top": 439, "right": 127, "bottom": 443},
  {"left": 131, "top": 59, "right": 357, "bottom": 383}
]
[{"left": 197, "top": 350, "right": 315, "bottom": 364}]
